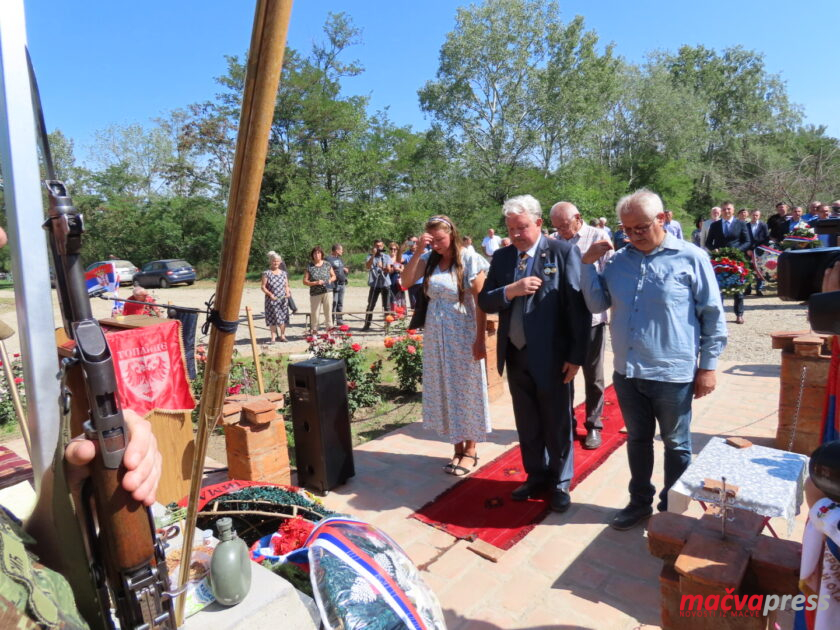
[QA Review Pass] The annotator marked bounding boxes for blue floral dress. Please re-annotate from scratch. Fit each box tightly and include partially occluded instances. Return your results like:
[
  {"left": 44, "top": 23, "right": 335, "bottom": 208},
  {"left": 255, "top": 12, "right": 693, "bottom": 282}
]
[{"left": 421, "top": 250, "right": 492, "bottom": 442}]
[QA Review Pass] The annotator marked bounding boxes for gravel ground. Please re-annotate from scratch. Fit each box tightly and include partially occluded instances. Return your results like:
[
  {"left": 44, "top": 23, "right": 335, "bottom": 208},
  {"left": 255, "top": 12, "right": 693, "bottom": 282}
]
[{"left": 0, "top": 283, "right": 811, "bottom": 365}]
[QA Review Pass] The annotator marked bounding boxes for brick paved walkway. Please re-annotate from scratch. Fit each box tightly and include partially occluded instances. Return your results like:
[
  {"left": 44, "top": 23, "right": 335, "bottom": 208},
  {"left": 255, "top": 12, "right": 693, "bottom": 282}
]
[
  {"left": 1, "top": 348, "right": 800, "bottom": 629},
  {"left": 319, "top": 352, "right": 802, "bottom": 630}
]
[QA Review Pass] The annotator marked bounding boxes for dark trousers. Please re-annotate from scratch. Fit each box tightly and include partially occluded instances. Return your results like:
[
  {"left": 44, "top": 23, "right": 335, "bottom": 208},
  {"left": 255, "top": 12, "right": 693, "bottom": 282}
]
[
  {"left": 570, "top": 323, "right": 606, "bottom": 432},
  {"left": 332, "top": 283, "right": 346, "bottom": 322},
  {"left": 612, "top": 372, "right": 693, "bottom": 511},
  {"left": 505, "top": 344, "right": 574, "bottom": 492},
  {"left": 364, "top": 286, "right": 391, "bottom": 327},
  {"left": 407, "top": 284, "right": 423, "bottom": 310},
  {"left": 733, "top": 292, "right": 744, "bottom": 316}
]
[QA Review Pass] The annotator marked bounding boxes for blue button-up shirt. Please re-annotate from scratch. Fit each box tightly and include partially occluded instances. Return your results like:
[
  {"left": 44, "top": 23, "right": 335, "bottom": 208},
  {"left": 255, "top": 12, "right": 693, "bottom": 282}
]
[{"left": 581, "top": 233, "right": 727, "bottom": 382}]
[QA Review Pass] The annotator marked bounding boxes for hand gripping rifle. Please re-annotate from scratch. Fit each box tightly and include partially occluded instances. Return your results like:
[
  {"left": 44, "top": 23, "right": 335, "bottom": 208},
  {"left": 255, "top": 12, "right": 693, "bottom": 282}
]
[{"left": 30, "top": 54, "right": 176, "bottom": 629}]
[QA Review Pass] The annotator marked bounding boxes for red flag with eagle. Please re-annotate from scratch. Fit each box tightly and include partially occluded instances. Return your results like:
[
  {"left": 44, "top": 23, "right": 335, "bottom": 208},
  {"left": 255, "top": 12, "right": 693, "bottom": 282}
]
[{"left": 105, "top": 320, "right": 195, "bottom": 416}]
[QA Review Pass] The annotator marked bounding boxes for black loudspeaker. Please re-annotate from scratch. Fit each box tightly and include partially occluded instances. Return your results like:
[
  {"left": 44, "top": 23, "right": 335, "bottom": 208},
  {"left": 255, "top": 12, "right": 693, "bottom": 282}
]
[{"left": 288, "top": 357, "right": 354, "bottom": 493}]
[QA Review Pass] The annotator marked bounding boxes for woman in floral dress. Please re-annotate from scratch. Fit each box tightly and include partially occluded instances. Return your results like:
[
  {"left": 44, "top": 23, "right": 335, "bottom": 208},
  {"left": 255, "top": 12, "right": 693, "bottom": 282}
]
[
  {"left": 401, "top": 215, "right": 491, "bottom": 476},
  {"left": 261, "top": 251, "right": 291, "bottom": 343}
]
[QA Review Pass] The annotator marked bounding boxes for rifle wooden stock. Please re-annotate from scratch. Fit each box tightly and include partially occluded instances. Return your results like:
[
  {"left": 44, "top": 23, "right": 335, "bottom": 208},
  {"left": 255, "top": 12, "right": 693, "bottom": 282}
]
[{"left": 90, "top": 462, "right": 155, "bottom": 572}]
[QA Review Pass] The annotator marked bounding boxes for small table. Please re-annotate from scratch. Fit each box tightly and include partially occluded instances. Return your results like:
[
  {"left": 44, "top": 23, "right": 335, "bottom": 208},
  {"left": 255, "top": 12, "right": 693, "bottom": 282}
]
[{"left": 668, "top": 437, "right": 809, "bottom": 536}]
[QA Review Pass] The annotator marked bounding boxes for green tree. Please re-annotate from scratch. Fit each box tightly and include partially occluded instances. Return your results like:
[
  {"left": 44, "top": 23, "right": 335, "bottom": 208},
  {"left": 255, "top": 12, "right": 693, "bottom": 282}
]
[{"left": 419, "top": 0, "right": 555, "bottom": 203}]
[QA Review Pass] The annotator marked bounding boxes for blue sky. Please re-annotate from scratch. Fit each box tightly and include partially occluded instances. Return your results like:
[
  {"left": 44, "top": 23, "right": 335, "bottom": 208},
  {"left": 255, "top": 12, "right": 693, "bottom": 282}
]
[{"left": 23, "top": 0, "right": 839, "bottom": 162}]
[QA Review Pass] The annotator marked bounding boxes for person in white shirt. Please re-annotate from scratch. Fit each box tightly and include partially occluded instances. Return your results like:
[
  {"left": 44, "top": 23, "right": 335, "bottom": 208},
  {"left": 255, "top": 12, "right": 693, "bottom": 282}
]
[
  {"left": 551, "top": 202, "right": 614, "bottom": 450},
  {"left": 700, "top": 206, "right": 721, "bottom": 251},
  {"left": 482, "top": 228, "right": 502, "bottom": 257}
]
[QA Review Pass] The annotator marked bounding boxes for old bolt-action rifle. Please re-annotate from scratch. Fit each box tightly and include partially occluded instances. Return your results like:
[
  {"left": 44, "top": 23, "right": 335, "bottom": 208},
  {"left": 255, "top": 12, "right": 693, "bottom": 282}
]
[{"left": 31, "top": 53, "right": 176, "bottom": 629}]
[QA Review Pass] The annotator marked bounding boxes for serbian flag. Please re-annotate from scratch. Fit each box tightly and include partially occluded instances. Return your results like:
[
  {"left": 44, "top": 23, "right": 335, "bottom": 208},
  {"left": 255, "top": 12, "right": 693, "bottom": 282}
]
[
  {"left": 105, "top": 320, "right": 195, "bottom": 416},
  {"left": 86, "top": 263, "right": 119, "bottom": 294},
  {"left": 821, "top": 337, "right": 840, "bottom": 444}
]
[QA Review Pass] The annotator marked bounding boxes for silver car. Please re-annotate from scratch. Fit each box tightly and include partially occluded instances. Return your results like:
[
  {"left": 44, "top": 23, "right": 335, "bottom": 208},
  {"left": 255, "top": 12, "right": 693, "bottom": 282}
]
[{"left": 85, "top": 260, "right": 139, "bottom": 285}]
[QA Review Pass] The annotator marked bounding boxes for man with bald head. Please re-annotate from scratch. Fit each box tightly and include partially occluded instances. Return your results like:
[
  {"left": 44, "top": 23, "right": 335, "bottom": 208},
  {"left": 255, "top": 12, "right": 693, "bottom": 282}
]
[{"left": 551, "top": 202, "right": 614, "bottom": 449}]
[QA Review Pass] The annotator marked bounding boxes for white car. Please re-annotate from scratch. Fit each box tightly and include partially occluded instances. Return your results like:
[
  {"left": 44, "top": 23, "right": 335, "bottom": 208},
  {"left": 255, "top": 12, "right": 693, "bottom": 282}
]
[{"left": 85, "top": 259, "right": 139, "bottom": 285}]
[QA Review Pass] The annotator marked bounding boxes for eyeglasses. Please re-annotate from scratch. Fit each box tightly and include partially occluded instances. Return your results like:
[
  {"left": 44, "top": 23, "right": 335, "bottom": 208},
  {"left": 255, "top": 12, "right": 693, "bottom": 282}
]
[{"left": 624, "top": 223, "right": 655, "bottom": 236}]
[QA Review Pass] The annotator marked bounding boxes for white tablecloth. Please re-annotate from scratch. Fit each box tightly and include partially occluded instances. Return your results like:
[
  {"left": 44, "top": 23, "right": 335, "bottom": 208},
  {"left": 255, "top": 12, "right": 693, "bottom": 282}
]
[{"left": 668, "top": 436, "right": 809, "bottom": 535}]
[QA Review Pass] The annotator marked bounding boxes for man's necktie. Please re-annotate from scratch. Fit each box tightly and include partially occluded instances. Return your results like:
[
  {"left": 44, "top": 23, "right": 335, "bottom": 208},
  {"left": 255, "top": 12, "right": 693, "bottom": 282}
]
[
  {"left": 509, "top": 252, "right": 528, "bottom": 350},
  {"left": 723, "top": 220, "right": 730, "bottom": 237}
]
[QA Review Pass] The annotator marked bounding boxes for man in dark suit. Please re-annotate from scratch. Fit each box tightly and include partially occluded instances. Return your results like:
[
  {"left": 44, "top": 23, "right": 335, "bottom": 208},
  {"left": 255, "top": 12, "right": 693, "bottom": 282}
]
[
  {"left": 705, "top": 201, "right": 751, "bottom": 324},
  {"left": 478, "top": 194, "right": 591, "bottom": 513},
  {"left": 745, "top": 209, "right": 770, "bottom": 296}
]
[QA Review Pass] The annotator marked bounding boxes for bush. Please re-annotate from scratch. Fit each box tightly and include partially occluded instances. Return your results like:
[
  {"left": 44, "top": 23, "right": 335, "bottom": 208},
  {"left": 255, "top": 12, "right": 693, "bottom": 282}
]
[
  {"left": 306, "top": 326, "right": 382, "bottom": 416},
  {"left": 0, "top": 353, "right": 24, "bottom": 427},
  {"left": 384, "top": 321, "right": 424, "bottom": 393}
]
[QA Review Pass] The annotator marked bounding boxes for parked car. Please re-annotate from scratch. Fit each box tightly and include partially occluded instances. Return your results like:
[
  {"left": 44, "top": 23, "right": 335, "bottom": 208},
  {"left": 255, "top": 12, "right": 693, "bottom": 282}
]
[
  {"left": 134, "top": 259, "right": 196, "bottom": 288},
  {"left": 85, "top": 259, "right": 139, "bottom": 285}
]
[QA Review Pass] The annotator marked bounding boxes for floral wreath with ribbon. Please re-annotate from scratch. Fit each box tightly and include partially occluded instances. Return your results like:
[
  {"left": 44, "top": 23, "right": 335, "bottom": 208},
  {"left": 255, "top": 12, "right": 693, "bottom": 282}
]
[{"left": 709, "top": 247, "right": 754, "bottom": 296}]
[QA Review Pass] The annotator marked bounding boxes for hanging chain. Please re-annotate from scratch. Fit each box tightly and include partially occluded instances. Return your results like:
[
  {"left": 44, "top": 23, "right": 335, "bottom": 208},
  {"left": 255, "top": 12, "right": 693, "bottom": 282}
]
[{"left": 788, "top": 365, "right": 808, "bottom": 452}]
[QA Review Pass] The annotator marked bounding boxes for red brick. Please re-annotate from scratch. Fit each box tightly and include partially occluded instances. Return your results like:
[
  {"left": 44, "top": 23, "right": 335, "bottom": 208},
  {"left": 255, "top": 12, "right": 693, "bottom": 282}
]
[
  {"left": 224, "top": 419, "right": 286, "bottom": 455},
  {"left": 241, "top": 399, "right": 277, "bottom": 425},
  {"left": 258, "top": 391, "right": 285, "bottom": 410},
  {"left": 748, "top": 536, "right": 801, "bottom": 595},
  {"left": 648, "top": 512, "right": 695, "bottom": 560},
  {"left": 228, "top": 448, "right": 290, "bottom": 483},
  {"left": 221, "top": 403, "right": 242, "bottom": 425}
]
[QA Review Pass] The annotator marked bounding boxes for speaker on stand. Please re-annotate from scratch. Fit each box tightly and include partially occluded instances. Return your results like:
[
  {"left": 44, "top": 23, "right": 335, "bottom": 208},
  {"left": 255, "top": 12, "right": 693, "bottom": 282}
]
[{"left": 287, "top": 357, "right": 354, "bottom": 493}]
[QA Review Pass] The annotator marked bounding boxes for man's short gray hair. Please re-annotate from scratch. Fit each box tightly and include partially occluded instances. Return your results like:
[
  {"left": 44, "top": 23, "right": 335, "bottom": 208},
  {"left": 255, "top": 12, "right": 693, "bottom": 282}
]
[
  {"left": 503, "top": 194, "right": 542, "bottom": 221},
  {"left": 615, "top": 189, "right": 663, "bottom": 222}
]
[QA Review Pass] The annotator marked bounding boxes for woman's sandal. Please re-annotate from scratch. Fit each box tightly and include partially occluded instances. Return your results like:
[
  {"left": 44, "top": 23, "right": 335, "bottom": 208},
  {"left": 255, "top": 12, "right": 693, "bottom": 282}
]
[
  {"left": 450, "top": 453, "right": 479, "bottom": 477},
  {"left": 443, "top": 449, "right": 464, "bottom": 474}
]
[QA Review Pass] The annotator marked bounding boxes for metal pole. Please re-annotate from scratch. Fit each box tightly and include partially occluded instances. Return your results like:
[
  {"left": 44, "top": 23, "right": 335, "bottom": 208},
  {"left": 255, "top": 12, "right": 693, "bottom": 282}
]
[
  {"left": 0, "top": 0, "right": 62, "bottom": 486},
  {"left": 245, "top": 306, "right": 265, "bottom": 394}
]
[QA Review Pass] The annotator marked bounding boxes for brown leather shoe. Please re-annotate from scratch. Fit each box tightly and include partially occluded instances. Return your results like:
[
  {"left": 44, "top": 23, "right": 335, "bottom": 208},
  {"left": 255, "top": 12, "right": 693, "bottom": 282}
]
[{"left": 735, "top": 315, "right": 745, "bottom": 324}]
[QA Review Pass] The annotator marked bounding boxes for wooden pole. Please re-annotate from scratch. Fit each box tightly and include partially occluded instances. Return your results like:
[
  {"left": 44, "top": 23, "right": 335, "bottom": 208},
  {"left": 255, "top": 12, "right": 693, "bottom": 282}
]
[
  {"left": 175, "top": 1, "right": 293, "bottom": 623},
  {"left": 245, "top": 306, "right": 265, "bottom": 394}
]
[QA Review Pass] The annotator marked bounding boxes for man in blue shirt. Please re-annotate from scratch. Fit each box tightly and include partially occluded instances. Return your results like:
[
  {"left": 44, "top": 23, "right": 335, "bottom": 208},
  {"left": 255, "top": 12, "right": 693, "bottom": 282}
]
[
  {"left": 581, "top": 189, "right": 727, "bottom": 530},
  {"left": 663, "top": 210, "right": 683, "bottom": 240}
]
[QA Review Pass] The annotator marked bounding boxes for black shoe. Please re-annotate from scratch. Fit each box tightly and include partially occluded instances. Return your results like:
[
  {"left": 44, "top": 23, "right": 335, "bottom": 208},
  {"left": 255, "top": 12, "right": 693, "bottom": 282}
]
[
  {"left": 361, "top": 325, "right": 371, "bottom": 331},
  {"left": 511, "top": 479, "right": 546, "bottom": 501},
  {"left": 744, "top": 287, "right": 751, "bottom": 296},
  {"left": 610, "top": 503, "right": 653, "bottom": 530},
  {"left": 550, "top": 490, "right": 571, "bottom": 513},
  {"left": 756, "top": 290, "right": 764, "bottom": 297},
  {"left": 583, "top": 428, "right": 602, "bottom": 450}
]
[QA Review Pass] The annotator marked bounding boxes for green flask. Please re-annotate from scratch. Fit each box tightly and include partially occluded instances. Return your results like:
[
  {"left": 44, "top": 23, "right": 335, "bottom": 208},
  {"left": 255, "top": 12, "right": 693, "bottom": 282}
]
[{"left": 209, "top": 517, "right": 252, "bottom": 606}]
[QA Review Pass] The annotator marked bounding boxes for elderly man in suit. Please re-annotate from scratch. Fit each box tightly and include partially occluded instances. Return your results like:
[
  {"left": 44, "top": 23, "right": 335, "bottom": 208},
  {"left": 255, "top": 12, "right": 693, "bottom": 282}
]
[
  {"left": 478, "top": 194, "right": 591, "bottom": 513},
  {"left": 745, "top": 209, "right": 770, "bottom": 296},
  {"left": 706, "top": 201, "right": 751, "bottom": 324}
]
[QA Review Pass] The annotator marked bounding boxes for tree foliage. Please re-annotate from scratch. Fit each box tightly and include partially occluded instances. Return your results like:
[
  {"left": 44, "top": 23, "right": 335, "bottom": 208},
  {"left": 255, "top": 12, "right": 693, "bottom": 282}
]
[{"left": 10, "top": 1, "right": 833, "bottom": 276}]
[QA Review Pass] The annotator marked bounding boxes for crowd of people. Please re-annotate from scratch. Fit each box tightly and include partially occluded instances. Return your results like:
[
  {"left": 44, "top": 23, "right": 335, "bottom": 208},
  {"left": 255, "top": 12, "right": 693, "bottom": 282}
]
[{"left": 397, "top": 190, "right": 840, "bottom": 532}]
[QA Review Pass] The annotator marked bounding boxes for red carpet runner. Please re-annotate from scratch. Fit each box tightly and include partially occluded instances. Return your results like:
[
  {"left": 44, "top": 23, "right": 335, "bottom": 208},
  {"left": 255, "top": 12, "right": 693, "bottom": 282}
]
[{"left": 411, "top": 385, "right": 626, "bottom": 550}]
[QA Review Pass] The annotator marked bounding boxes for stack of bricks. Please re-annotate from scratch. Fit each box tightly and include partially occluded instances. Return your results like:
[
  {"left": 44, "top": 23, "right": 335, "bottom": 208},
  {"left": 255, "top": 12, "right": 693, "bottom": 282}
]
[
  {"left": 484, "top": 314, "right": 504, "bottom": 402},
  {"left": 771, "top": 331, "right": 832, "bottom": 455},
  {"left": 222, "top": 392, "right": 290, "bottom": 484},
  {"left": 647, "top": 508, "right": 801, "bottom": 629}
]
